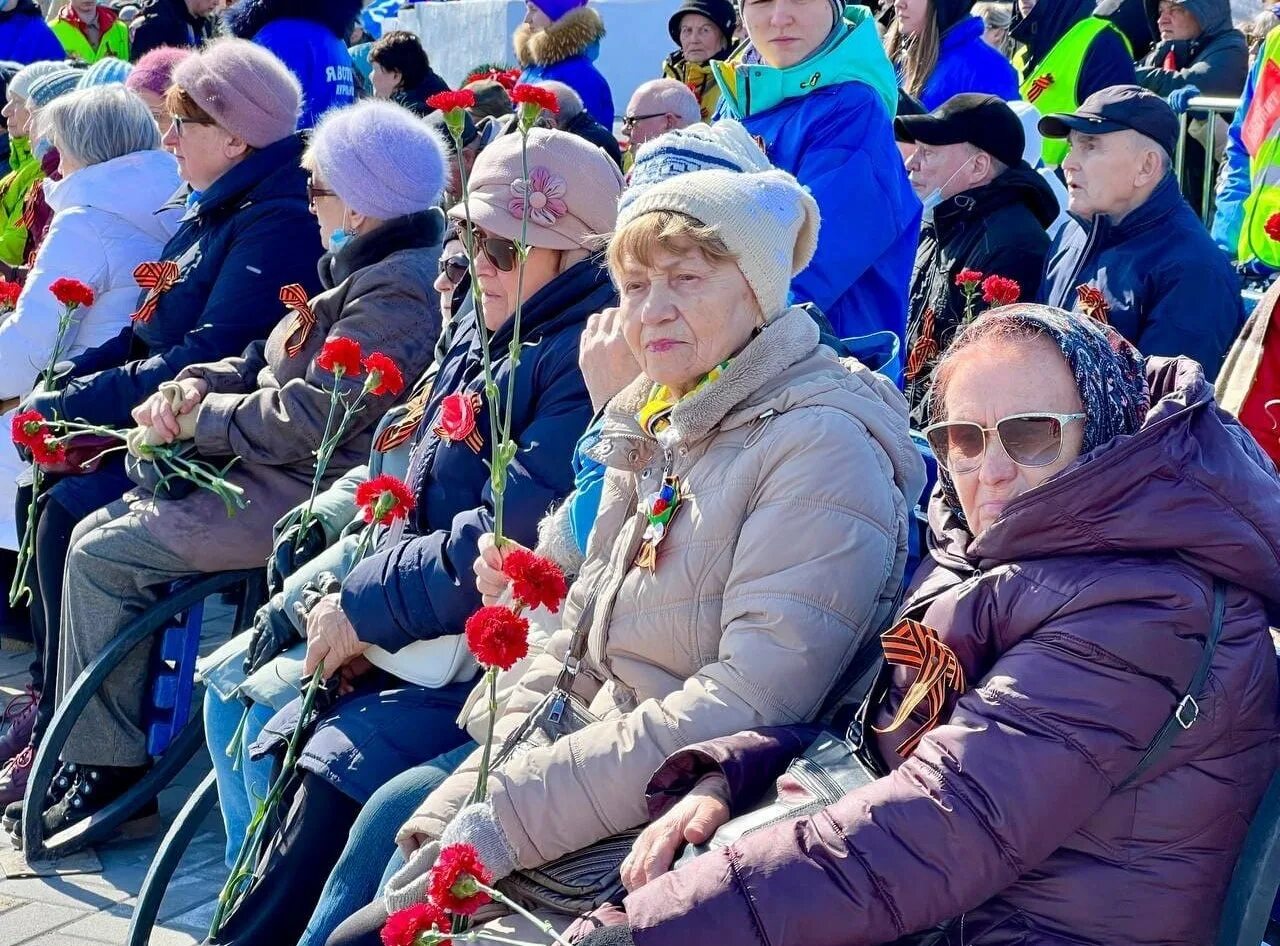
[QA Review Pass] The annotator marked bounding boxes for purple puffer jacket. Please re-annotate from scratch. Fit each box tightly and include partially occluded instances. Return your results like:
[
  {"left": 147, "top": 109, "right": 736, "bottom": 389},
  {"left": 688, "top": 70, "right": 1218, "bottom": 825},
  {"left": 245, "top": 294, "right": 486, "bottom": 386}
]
[{"left": 622, "top": 357, "right": 1280, "bottom": 946}]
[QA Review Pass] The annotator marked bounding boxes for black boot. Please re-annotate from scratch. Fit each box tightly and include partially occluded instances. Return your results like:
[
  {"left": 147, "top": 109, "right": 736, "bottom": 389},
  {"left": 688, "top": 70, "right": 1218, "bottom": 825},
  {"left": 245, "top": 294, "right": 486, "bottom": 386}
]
[
  {"left": 40, "top": 764, "right": 157, "bottom": 839},
  {"left": 2, "top": 760, "right": 79, "bottom": 839}
]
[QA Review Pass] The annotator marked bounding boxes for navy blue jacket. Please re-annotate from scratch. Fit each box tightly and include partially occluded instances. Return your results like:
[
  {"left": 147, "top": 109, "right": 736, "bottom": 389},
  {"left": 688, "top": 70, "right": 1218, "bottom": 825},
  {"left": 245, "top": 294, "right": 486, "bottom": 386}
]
[
  {"left": 341, "top": 257, "right": 613, "bottom": 651},
  {"left": 1012, "top": 0, "right": 1136, "bottom": 101},
  {"left": 55, "top": 135, "right": 324, "bottom": 428},
  {"left": 1038, "top": 173, "right": 1243, "bottom": 379}
]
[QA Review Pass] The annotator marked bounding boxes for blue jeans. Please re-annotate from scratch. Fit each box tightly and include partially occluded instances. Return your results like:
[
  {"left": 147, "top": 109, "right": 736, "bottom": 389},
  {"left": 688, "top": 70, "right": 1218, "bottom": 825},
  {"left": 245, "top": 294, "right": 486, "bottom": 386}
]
[
  {"left": 204, "top": 688, "right": 277, "bottom": 868},
  {"left": 298, "top": 740, "right": 476, "bottom": 946}
]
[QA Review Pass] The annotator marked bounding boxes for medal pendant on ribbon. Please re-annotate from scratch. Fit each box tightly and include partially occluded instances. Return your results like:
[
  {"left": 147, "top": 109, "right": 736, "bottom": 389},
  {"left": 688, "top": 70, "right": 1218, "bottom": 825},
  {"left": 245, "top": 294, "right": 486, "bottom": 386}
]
[{"left": 635, "top": 475, "right": 681, "bottom": 572}]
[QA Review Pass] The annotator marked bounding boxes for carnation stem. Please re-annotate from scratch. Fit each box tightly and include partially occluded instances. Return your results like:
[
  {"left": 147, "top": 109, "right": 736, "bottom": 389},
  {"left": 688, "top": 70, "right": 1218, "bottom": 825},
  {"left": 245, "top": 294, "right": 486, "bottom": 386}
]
[
  {"left": 474, "top": 882, "right": 575, "bottom": 946},
  {"left": 471, "top": 668, "right": 499, "bottom": 804}
]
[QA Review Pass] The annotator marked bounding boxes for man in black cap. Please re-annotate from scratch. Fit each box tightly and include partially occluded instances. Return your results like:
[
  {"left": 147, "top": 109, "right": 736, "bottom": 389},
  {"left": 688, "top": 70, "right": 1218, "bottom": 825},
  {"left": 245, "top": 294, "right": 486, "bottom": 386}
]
[
  {"left": 1037, "top": 84, "right": 1244, "bottom": 378},
  {"left": 661, "top": 0, "right": 737, "bottom": 121},
  {"left": 896, "top": 93, "right": 1060, "bottom": 424}
]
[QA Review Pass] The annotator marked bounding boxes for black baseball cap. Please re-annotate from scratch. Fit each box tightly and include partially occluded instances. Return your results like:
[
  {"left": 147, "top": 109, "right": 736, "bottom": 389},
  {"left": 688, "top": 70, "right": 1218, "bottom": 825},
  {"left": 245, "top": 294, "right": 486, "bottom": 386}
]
[
  {"left": 1038, "top": 84, "right": 1179, "bottom": 157},
  {"left": 894, "top": 93, "right": 1026, "bottom": 170}
]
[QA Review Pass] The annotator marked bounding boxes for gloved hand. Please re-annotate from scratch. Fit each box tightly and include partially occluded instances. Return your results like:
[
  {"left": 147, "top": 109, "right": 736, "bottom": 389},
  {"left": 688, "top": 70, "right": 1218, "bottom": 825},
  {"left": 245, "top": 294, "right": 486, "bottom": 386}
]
[
  {"left": 436, "top": 801, "right": 519, "bottom": 881},
  {"left": 243, "top": 593, "right": 304, "bottom": 675},
  {"left": 571, "top": 920, "right": 635, "bottom": 946},
  {"left": 17, "top": 383, "right": 62, "bottom": 422},
  {"left": 267, "top": 516, "right": 328, "bottom": 594},
  {"left": 1167, "top": 84, "right": 1202, "bottom": 116}
]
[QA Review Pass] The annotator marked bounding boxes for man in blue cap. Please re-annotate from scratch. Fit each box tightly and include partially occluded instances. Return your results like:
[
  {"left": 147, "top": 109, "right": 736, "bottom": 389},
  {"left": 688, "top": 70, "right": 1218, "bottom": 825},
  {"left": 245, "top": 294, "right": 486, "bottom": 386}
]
[{"left": 1037, "top": 83, "right": 1243, "bottom": 378}]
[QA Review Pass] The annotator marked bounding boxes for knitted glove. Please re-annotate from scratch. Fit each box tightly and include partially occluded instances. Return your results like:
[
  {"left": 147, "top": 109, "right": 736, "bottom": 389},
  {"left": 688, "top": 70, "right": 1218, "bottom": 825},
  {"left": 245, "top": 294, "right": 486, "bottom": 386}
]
[
  {"left": 439, "top": 801, "right": 518, "bottom": 882},
  {"left": 1167, "top": 84, "right": 1202, "bottom": 116},
  {"left": 243, "top": 594, "right": 303, "bottom": 675},
  {"left": 575, "top": 926, "right": 636, "bottom": 946}
]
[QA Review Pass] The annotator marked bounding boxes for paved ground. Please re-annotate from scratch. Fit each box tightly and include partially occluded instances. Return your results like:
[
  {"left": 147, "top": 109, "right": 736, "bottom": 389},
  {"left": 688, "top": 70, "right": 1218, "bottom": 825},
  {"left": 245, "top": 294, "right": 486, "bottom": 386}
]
[{"left": 0, "top": 602, "right": 236, "bottom": 946}]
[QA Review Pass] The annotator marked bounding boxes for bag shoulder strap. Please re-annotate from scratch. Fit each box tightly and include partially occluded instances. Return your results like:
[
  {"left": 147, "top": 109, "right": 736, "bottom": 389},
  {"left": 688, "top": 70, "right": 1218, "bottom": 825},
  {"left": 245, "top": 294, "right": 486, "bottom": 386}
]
[{"left": 1119, "top": 577, "right": 1228, "bottom": 790}]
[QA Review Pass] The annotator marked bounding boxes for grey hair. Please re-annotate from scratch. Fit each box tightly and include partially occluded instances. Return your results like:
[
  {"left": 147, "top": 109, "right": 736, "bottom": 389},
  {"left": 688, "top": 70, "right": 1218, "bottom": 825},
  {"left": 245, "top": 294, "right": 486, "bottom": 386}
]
[
  {"left": 37, "top": 86, "right": 161, "bottom": 168},
  {"left": 537, "top": 80, "right": 584, "bottom": 125},
  {"left": 630, "top": 78, "right": 702, "bottom": 126}
]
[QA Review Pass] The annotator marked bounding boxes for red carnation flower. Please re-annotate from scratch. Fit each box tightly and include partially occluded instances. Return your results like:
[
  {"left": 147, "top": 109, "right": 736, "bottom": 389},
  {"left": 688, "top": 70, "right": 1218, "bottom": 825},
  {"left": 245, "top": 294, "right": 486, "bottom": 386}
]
[
  {"left": 954, "top": 269, "right": 983, "bottom": 289},
  {"left": 0, "top": 280, "right": 21, "bottom": 311},
  {"left": 11, "top": 410, "right": 46, "bottom": 449},
  {"left": 510, "top": 83, "right": 559, "bottom": 115},
  {"left": 501, "top": 547, "right": 568, "bottom": 614},
  {"left": 355, "top": 474, "right": 416, "bottom": 526},
  {"left": 317, "top": 336, "right": 363, "bottom": 379},
  {"left": 426, "top": 89, "right": 477, "bottom": 113},
  {"left": 464, "top": 605, "right": 529, "bottom": 671},
  {"left": 429, "top": 843, "right": 493, "bottom": 916},
  {"left": 381, "top": 901, "right": 450, "bottom": 946},
  {"left": 1267, "top": 213, "right": 1280, "bottom": 243},
  {"left": 980, "top": 274, "right": 1021, "bottom": 307},
  {"left": 30, "top": 434, "right": 65, "bottom": 466},
  {"left": 363, "top": 352, "right": 405, "bottom": 397},
  {"left": 49, "top": 277, "right": 95, "bottom": 309}
]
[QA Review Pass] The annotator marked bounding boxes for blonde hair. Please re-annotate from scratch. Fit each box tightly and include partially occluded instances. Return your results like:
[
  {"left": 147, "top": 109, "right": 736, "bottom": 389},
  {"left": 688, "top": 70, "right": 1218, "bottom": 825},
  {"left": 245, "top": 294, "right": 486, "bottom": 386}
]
[
  {"left": 885, "top": 0, "right": 941, "bottom": 100},
  {"left": 607, "top": 209, "right": 735, "bottom": 276}
]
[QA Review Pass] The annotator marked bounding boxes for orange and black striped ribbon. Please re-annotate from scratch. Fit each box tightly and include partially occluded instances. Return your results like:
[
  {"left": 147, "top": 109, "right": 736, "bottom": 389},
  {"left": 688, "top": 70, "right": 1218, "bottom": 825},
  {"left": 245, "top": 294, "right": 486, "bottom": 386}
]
[
  {"left": 905, "top": 307, "right": 939, "bottom": 382},
  {"left": 875, "top": 618, "right": 966, "bottom": 757},
  {"left": 278, "top": 283, "right": 317, "bottom": 356},
  {"left": 374, "top": 381, "right": 434, "bottom": 453},
  {"left": 1075, "top": 284, "right": 1111, "bottom": 326},
  {"left": 130, "top": 260, "right": 181, "bottom": 323}
]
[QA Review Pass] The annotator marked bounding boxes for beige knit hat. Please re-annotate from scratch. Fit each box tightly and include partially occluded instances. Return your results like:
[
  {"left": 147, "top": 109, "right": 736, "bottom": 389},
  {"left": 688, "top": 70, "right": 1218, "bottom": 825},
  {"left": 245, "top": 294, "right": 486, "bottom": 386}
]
[
  {"left": 448, "top": 127, "right": 624, "bottom": 252},
  {"left": 616, "top": 167, "right": 821, "bottom": 321}
]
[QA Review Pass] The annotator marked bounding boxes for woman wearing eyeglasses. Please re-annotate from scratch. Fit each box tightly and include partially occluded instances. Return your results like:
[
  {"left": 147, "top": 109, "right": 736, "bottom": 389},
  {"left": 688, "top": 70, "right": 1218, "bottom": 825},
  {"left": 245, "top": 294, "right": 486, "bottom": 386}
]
[
  {"left": 575, "top": 305, "right": 1280, "bottom": 946},
  {"left": 188, "top": 128, "right": 622, "bottom": 946},
  {"left": 0, "top": 38, "right": 324, "bottom": 824}
]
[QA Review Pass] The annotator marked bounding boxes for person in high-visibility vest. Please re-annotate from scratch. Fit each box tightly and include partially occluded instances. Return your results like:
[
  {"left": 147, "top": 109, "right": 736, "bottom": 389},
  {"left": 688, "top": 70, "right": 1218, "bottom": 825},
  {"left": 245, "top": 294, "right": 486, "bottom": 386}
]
[
  {"left": 1213, "top": 24, "right": 1280, "bottom": 267},
  {"left": 49, "top": 0, "right": 129, "bottom": 64},
  {"left": 1012, "top": 0, "right": 1136, "bottom": 165}
]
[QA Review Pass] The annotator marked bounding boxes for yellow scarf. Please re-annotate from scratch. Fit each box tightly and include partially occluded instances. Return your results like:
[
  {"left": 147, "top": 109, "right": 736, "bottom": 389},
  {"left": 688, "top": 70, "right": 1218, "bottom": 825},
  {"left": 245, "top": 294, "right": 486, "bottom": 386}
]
[{"left": 635, "top": 361, "right": 729, "bottom": 438}]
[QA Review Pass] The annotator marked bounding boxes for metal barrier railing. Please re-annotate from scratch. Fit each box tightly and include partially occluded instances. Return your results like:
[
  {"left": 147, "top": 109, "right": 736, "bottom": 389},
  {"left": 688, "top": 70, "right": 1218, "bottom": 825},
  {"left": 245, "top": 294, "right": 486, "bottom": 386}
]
[{"left": 1173, "top": 95, "right": 1242, "bottom": 224}]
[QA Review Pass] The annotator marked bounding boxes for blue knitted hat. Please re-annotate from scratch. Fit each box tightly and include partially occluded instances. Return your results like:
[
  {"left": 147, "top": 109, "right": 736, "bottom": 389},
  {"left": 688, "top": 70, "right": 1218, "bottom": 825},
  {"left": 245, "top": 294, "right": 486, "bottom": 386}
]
[
  {"left": 10, "top": 61, "right": 66, "bottom": 101},
  {"left": 78, "top": 57, "right": 134, "bottom": 90},
  {"left": 307, "top": 99, "right": 449, "bottom": 220},
  {"left": 29, "top": 69, "right": 84, "bottom": 109}
]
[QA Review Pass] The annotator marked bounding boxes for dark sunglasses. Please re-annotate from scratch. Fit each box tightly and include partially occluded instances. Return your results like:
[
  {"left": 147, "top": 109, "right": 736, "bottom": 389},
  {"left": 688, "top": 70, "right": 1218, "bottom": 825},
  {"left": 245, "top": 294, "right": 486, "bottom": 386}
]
[
  {"left": 621, "top": 111, "right": 667, "bottom": 131},
  {"left": 306, "top": 180, "right": 337, "bottom": 205},
  {"left": 437, "top": 252, "right": 468, "bottom": 284},
  {"left": 170, "top": 114, "right": 214, "bottom": 137},
  {"left": 923, "top": 412, "right": 1087, "bottom": 474},
  {"left": 461, "top": 226, "right": 518, "bottom": 273}
]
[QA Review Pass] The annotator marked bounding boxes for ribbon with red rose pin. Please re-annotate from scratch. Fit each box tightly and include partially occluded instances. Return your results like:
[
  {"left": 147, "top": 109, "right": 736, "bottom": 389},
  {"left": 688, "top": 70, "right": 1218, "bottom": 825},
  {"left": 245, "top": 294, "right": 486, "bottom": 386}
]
[
  {"left": 279, "top": 283, "right": 317, "bottom": 356},
  {"left": 433, "top": 391, "right": 484, "bottom": 453},
  {"left": 131, "top": 260, "right": 181, "bottom": 323}
]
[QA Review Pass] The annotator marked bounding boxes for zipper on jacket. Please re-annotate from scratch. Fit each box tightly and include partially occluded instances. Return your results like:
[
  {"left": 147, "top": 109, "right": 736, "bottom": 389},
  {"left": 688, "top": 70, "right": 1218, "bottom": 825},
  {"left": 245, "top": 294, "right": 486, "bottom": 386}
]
[{"left": 1062, "top": 215, "right": 1103, "bottom": 301}]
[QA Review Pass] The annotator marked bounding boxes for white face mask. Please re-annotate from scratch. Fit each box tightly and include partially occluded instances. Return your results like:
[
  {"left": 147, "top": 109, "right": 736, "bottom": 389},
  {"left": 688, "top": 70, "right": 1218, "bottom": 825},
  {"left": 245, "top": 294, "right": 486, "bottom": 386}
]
[{"left": 919, "top": 154, "right": 977, "bottom": 224}]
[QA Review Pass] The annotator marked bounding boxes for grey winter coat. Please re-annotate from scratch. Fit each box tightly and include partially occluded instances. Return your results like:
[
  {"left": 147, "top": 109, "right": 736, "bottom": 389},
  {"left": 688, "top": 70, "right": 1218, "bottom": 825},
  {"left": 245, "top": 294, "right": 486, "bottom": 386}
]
[{"left": 127, "top": 211, "right": 444, "bottom": 572}]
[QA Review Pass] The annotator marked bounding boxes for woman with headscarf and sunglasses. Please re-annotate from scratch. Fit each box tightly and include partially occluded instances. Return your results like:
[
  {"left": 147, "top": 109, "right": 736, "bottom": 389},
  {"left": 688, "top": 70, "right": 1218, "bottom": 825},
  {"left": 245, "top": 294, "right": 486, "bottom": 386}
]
[{"left": 574, "top": 305, "right": 1280, "bottom": 946}]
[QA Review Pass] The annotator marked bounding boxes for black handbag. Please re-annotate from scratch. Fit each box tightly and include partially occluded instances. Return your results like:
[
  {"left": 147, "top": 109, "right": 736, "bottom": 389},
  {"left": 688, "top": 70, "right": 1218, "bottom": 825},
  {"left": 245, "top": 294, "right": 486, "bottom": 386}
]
[
  {"left": 483, "top": 583, "right": 640, "bottom": 917},
  {"left": 676, "top": 579, "right": 1229, "bottom": 945}
]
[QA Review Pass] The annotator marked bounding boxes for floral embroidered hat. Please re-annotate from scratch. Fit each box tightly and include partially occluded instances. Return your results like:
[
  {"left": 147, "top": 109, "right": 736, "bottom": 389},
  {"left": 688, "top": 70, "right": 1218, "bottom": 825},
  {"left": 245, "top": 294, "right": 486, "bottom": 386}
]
[{"left": 448, "top": 127, "right": 625, "bottom": 255}]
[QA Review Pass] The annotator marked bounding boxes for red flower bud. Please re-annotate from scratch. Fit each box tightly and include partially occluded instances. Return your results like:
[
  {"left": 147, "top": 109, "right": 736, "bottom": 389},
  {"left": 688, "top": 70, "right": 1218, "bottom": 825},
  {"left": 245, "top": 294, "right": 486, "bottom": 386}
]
[
  {"left": 501, "top": 547, "right": 568, "bottom": 614},
  {"left": 464, "top": 604, "right": 530, "bottom": 671},
  {"left": 429, "top": 843, "right": 493, "bottom": 916},
  {"left": 49, "top": 277, "right": 95, "bottom": 309},
  {"left": 317, "top": 336, "right": 363, "bottom": 379}
]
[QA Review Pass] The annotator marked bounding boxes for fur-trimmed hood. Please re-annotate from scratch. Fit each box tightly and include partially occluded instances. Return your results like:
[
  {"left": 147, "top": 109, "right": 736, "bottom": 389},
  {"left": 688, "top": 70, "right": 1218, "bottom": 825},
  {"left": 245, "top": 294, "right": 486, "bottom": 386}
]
[
  {"left": 223, "top": 0, "right": 361, "bottom": 40},
  {"left": 513, "top": 6, "right": 605, "bottom": 68}
]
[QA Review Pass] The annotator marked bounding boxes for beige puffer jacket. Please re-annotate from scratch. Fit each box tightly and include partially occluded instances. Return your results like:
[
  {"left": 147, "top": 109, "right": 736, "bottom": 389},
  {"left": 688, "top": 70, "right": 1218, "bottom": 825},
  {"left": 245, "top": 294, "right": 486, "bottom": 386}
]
[{"left": 390, "top": 307, "right": 925, "bottom": 884}]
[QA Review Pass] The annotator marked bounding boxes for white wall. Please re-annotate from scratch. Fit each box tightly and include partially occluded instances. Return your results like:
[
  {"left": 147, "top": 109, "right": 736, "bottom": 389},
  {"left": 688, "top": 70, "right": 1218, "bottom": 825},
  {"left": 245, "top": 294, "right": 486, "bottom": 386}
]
[{"left": 389, "top": 0, "right": 683, "bottom": 127}]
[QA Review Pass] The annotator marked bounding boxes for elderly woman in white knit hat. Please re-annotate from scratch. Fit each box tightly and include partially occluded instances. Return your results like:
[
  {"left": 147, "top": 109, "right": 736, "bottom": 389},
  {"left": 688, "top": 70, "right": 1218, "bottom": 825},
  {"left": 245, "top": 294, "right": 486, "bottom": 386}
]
[
  {"left": 326, "top": 164, "right": 925, "bottom": 945},
  {"left": 0, "top": 60, "right": 68, "bottom": 268},
  {"left": 7, "top": 97, "right": 448, "bottom": 846}
]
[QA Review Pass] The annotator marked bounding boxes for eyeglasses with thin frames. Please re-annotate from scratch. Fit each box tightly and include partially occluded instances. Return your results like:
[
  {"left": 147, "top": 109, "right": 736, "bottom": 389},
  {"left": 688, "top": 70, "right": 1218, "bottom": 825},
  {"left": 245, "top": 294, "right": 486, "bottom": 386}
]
[
  {"left": 169, "top": 115, "right": 215, "bottom": 138},
  {"left": 621, "top": 112, "right": 668, "bottom": 131}
]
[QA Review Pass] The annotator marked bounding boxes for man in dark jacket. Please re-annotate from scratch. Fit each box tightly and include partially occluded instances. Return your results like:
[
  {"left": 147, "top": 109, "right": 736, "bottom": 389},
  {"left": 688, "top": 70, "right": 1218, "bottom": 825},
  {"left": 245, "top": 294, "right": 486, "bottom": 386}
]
[
  {"left": 897, "top": 94, "right": 1058, "bottom": 424},
  {"left": 1038, "top": 84, "right": 1244, "bottom": 377},
  {"left": 128, "top": 0, "right": 219, "bottom": 59}
]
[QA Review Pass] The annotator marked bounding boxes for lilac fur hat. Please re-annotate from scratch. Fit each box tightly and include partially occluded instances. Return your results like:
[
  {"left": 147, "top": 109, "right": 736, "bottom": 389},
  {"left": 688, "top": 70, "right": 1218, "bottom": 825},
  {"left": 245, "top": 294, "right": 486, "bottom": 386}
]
[
  {"left": 126, "top": 46, "right": 193, "bottom": 99},
  {"left": 306, "top": 100, "right": 449, "bottom": 221},
  {"left": 171, "top": 38, "right": 300, "bottom": 148}
]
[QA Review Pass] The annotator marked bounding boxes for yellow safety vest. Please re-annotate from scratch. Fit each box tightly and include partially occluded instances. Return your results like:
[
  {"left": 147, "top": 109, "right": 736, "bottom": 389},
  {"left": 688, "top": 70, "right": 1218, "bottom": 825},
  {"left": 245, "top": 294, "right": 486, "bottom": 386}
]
[
  {"left": 51, "top": 17, "right": 129, "bottom": 64},
  {"left": 1019, "top": 17, "right": 1132, "bottom": 167},
  {"left": 1238, "top": 29, "right": 1280, "bottom": 266}
]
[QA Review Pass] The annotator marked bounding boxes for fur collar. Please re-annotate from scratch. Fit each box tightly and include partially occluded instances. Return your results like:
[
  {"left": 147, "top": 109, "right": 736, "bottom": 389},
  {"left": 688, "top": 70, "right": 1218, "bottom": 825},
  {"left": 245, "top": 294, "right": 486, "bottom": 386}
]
[
  {"left": 596, "top": 306, "right": 820, "bottom": 468},
  {"left": 224, "top": 0, "right": 362, "bottom": 39},
  {"left": 513, "top": 6, "right": 605, "bottom": 68}
]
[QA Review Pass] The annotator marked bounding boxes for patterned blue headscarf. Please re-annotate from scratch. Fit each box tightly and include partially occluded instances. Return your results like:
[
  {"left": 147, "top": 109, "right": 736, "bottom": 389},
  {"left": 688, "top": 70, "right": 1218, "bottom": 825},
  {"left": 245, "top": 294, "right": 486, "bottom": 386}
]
[{"left": 932, "top": 304, "right": 1150, "bottom": 530}]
